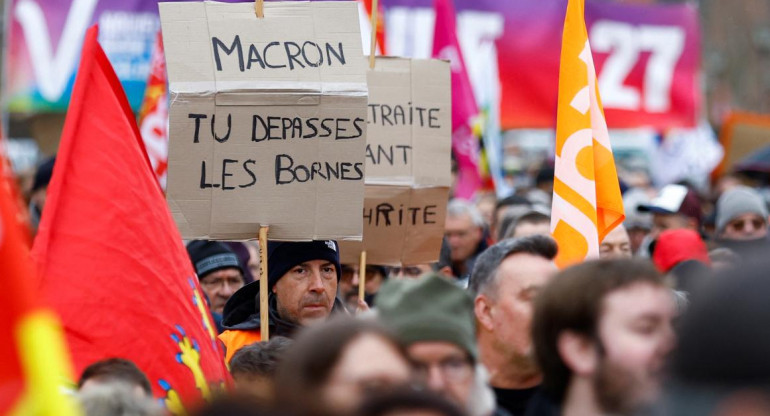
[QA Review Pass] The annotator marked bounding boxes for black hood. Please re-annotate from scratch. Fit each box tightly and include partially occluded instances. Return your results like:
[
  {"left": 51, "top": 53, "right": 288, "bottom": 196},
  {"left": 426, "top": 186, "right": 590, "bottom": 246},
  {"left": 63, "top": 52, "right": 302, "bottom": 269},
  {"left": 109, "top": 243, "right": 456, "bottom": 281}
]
[
  {"left": 715, "top": 236, "right": 770, "bottom": 259},
  {"left": 221, "top": 280, "right": 347, "bottom": 334}
]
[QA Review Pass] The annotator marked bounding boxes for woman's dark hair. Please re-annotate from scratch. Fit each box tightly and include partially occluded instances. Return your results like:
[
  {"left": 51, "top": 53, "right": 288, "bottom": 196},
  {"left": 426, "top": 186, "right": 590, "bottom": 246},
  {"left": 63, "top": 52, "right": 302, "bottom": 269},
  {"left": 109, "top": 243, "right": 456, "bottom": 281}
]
[{"left": 274, "top": 316, "right": 408, "bottom": 415}]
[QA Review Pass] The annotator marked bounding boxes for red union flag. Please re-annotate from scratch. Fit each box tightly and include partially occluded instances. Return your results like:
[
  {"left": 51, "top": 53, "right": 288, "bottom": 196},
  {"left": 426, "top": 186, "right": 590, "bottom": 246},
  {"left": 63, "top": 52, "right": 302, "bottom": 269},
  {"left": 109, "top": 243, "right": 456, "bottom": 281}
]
[
  {"left": 31, "top": 26, "right": 229, "bottom": 414},
  {"left": 550, "top": 0, "right": 625, "bottom": 268},
  {"left": 138, "top": 31, "right": 169, "bottom": 189},
  {"left": 359, "top": 0, "right": 386, "bottom": 54}
]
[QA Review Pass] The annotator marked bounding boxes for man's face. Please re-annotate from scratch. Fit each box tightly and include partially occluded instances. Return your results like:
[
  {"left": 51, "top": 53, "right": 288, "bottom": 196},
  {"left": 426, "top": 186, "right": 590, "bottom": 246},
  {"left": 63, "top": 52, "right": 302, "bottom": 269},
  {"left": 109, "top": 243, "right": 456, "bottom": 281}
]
[
  {"left": 272, "top": 259, "right": 337, "bottom": 326},
  {"left": 721, "top": 213, "right": 768, "bottom": 241},
  {"left": 338, "top": 265, "right": 385, "bottom": 310},
  {"left": 487, "top": 253, "right": 557, "bottom": 366},
  {"left": 199, "top": 267, "right": 244, "bottom": 314},
  {"left": 407, "top": 341, "right": 475, "bottom": 410},
  {"left": 445, "top": 214, "right": 482, "bottom": 263},
  {"left": 593, "top": 282, "right": 676, "bottom": 414},
  {"left": 651, "top": 213, "right": 693, "bottom": 238},
  {"left": 389, "top": 264, "right": 433, "bottom": 280},
  {"left": 600, "top": 225, "right": 632, "bottom": 259}
]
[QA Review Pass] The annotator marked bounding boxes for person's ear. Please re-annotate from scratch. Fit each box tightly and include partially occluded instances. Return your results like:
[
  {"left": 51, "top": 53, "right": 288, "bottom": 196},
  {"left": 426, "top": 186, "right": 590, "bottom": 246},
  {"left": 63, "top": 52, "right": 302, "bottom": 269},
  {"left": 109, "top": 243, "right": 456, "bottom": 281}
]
[
  {"left": 557, "top": 331, "right": 597, "bottom": 376},
  {"left": 438, "top": 266, "right": 454, "bottom": 278},
  {"left": 474, "top": 293, "right": 495, "bottom": 332}
]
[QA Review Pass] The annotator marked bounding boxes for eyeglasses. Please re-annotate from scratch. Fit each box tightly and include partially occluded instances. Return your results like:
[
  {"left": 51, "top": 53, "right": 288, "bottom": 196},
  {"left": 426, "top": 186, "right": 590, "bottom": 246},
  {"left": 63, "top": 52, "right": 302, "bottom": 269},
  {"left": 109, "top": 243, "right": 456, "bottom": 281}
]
[
  {"left": 412, "top": 356, "right": 473, "bottom": 383},
  {"left": 727, "top": 218, "right": 766, "bottom": 232},
  {"left": 390, "top": 266, "right": 425, "bottom": 278}
]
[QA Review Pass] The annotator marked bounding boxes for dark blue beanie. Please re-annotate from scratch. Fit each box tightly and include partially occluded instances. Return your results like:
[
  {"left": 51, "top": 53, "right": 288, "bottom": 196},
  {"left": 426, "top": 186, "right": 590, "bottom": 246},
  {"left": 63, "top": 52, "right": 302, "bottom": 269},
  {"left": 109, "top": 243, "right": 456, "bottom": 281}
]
[
  {"left": 267, "top": 240, "right": 341, "bottom": 289},
  {"left": 186, "top": 240, "right": 242, "bottom": 278}
]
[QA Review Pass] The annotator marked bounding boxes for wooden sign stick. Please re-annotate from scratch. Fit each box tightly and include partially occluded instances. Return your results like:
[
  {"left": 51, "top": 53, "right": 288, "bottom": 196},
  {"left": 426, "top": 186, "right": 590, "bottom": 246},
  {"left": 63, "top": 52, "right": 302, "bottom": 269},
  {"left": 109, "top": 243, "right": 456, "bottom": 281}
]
[
  {"left": 358, "top": 250, "right": 367, "bottom": 305},
  {"left": 255, "top": 0, "right": 264, "bottom": 18},
  {"left": 259, "top": 226, "right": 269, "bottom": 340}
]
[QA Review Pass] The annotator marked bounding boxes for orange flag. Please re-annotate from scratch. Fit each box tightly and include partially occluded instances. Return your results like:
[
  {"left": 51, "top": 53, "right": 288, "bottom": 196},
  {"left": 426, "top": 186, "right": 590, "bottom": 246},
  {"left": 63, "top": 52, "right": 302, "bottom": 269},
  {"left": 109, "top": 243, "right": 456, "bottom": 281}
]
[
  {"left": 550, "top": 0, "right": 624, "bottom": 268},
  {"left": 0, "top": 134, "right": 79, "bottom": 414}
]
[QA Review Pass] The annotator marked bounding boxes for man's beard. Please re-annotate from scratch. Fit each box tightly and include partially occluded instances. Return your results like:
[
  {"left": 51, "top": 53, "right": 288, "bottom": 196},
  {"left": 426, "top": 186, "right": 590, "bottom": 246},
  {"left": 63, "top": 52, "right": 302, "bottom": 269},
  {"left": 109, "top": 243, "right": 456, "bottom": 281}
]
[
  {"left": 493, "top": 335, "right": 539, "bottom": 376},
  {"left": 276, "top": 292, "right": 329, "bottom": 325},
  {"left": 593, "top": 356, "right": 646, "bottom": 415}
]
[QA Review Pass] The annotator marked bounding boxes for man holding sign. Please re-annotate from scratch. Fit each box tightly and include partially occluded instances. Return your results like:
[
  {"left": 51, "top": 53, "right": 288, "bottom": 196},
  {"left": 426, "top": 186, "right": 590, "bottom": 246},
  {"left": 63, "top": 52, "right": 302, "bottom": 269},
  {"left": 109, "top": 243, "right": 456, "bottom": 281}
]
[{"left": 219, "top": 240, "right": 345, "bottom": 363}]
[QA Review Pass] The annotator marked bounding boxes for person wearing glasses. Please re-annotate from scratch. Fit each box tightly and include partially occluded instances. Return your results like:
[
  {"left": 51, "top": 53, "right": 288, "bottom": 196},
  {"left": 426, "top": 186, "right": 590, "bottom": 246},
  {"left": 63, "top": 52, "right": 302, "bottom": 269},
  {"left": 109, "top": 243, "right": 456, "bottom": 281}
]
[
  {"left": 376, "top": 273, "right": 509, "bottom": 416},
  {"left": 714, "top": 186, "right": 770, "bottom": 258},
  {"left": 186, "top": 240, "right": 245, "bottom": 323}
]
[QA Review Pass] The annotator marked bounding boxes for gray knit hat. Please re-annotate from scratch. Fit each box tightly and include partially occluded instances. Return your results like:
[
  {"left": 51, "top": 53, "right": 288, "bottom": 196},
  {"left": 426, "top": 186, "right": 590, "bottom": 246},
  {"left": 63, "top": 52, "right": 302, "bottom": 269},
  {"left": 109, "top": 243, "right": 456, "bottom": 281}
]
[
  {"left": 716, "top": 186, "right": 768, "bottom": 232},
  {"left": 376, "top": 273, "right": 477, "bottom": 360}
]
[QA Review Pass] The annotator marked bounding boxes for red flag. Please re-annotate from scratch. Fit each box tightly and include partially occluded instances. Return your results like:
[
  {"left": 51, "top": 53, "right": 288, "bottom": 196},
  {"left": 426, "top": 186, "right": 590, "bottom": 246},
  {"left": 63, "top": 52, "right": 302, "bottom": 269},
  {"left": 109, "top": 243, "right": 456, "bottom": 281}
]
[
  {"left": 359, "top": 0, "right": 386, "bottom": 55},
  {"left": 138, "top": 31, "right": 169, "bottom": 189},
  {"left": 0, "top": 131, "right": 79, "bottom": 414},
  {"left": 31, "top": 26, "right": 228, "bottom": 414},
  {"left": 432, "top": 0, "right": 482, "bottom": 199}
]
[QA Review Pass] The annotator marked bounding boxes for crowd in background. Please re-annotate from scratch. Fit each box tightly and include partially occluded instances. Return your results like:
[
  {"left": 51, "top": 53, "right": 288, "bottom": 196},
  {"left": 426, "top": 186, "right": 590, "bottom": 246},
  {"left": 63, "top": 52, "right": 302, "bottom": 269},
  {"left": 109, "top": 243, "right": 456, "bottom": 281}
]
[{"left": 23, "top": 157, "right": 770, "bottom": 416}]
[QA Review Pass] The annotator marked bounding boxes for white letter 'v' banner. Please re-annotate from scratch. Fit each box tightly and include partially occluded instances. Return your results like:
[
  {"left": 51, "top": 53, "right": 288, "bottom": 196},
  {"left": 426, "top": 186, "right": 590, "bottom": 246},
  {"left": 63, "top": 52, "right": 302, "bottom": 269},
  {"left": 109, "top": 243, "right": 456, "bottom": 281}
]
[{"left": 551, "top": 0, "right": 625, "bottom": 269}]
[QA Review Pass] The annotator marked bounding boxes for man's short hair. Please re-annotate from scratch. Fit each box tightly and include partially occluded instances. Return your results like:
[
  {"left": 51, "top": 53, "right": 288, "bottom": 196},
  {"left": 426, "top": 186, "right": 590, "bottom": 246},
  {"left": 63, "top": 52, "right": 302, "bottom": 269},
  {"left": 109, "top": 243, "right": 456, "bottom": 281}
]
[
  {"left": 532, "top": 259, "right": 665, "bottom": 401},
  {"left": 447, "top": 199, "right": 485, "bottom": 228},
  {"left": 468, "top": 235, "right": 557, "bottom": 296},
  {"left": 503, "top": 211, "right": 550, "bottom": 240},
  {"left": 78, "top": 358, "right": 152, "bottom": 397},
  {"left": 230, "top": 336, "right": 293, "bottom": 378}
]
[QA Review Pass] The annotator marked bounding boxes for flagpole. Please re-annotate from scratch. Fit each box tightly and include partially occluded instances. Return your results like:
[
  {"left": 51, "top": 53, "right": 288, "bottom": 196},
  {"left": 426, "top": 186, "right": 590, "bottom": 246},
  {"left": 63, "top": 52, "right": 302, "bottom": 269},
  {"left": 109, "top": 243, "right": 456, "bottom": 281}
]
[
  {"left": 259, "top": 226, "right": 269, "bottom": 340},
  {"left": 368, "top": 0, "right": 378, "bottom": 69},
  {"left": 255, "top": 0, "right": 264, "bottom": 18}
]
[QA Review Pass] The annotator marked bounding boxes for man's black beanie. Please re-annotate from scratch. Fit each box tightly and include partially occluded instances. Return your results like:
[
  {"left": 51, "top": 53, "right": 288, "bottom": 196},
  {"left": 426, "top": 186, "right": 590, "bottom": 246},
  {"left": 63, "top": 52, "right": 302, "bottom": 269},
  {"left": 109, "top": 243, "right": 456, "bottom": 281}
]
[
  {"left": 187, "top": 240, "right": 242, "bottom": 278},
  {"left": 267, "top": 240, "right": 341, "bottom": 289}
]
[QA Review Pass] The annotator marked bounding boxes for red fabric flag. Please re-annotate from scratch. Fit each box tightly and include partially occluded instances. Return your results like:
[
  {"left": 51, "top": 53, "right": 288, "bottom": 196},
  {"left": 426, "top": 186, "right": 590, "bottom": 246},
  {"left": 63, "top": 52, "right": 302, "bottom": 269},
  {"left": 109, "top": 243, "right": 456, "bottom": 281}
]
[
  {"left": 138, "top": 31, "right": 169, "bottom": 189},
  {"left": 0, "top": 130, "right": 79, "bottom": 414},
  {"left": 359, "top": 0, "right": 387, "bottom": 55},
  {"left": 432, "top": 0, "right": 482, "bottom": 199},
  {"left": 31, "top": 26, "right": 229, "bottom": 414}
]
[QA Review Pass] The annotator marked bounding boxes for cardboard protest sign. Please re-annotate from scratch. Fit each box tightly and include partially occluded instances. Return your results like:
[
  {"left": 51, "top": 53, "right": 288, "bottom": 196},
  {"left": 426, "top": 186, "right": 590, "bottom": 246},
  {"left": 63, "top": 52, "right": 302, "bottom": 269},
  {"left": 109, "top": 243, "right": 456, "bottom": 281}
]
[
  {"left": 159, "top": 1, "right": 368, "bottom": 240},
  {"left": 340, "top": 58, "right": 451, "bottom": 265}
]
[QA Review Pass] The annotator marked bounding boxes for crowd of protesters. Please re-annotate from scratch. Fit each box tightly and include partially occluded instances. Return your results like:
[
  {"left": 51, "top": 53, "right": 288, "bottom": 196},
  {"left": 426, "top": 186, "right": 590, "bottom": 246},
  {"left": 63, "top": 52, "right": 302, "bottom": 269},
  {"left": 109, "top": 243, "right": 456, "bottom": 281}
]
[{"left": 25, "top": 156, "right": 770, "bottom": 416}]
